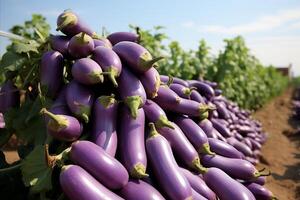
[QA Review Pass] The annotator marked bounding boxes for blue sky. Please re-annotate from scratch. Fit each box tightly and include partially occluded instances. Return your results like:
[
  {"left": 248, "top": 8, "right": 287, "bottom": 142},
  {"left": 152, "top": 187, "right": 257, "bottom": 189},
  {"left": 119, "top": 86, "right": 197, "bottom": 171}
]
[{"left": 1, "top": 0, "right": 300, "bottom": 75}]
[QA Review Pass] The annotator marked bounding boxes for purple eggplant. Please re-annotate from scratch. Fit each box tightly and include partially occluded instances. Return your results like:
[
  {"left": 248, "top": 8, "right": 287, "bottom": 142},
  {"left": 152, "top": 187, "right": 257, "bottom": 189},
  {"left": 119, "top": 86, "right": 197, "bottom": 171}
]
[
  {"left": 117, "top": 67, "right": 146, "bottom": 119},
  {"left": 245, "top": 183, "right": 276, "bottom": 200},
  {"left": 212, "top": 128, "right": 227, "bottom": 142},
  {"left": 208, "top": 138, "right": 244, "bottom": 159},
  {"left": 170, "top": 83, "right": 192, "bottom": 99},
  {"left": 153, "top": 85, "right": 181, "bottom": 105},
  {"left": 203, "top": 167, "right": 255, "bottom": 200},
  {"left": 174, "top": 115, "right": 213, "bottom": 155},
  {"left": 119, "top": 179, "right": 166, "bottom": 200},
  {"left": 70, "top": 141, "right": 128, "bottom": 189},
  {"left": 56, "top": 10, "right": 95, "bottom": 37},
  {"left": 227, "top": 137, "right": 253, "bottom": 157},
  {"left": 245, "top": 176, "right": 266, "bottom": 186},
  {"left": 146, "top": 123, "right": 193, "bottom": 200},
  {"left": 60, "top": 165, "right": 124, "bottom": 200},
  {"left": 107, "top": 31, "right": 139, "bottom": 45},
  {"left": 143, "top": 99, "right": 174, "bottom": 129},
  {"left": 211, "top": 118, "right": 232, "bottom": 138},
  {"left": 180, "top": 168, "right": 216, "bottom": 200},
  {"left": 113, "top": 41, "right": 163, "bottom": 73},
  {"left": 214, "top": 102, "right": 230, "bottom": 119},
  {"left": 198, "top": 119, "right": 216, "bottom": 138},
  {"left": 66, "top": 81, "right": 94, "bottom": 123},
  {"left": 160, "top": 75, "right": 189, "bottom": 87},
  {"left": 187, "top": 80, "right": 215, "bottom": 99},
  {"left": 0, "top": 80, "right": 20, "bottom": 112},
  {"left": 119, "top": 107, "right": 147, "bottom": 178},
  {"left": 91, "top": 95, "right": 118, "bottom": 157},
  {"left": 41, "top": 108, "right": 82, "bottom": 141},
  {"left": 92, "top": 46, "right": 122, "bottom": 87},
  {"left": 40, "top": 50, "right": 64, "bottom": 98},
  {"left": 49, "top": 35, "right": 70, "bottom": 56},
  {"left": 157, "top": 123, "right": 206, "bottom": 173},
  {"left": 0, "top": 113, "right": 5, "bottom": 128},
  {"left": 94, "top": 38, "right": 112, "bottom": 48},
  {"left": 140, "top": 67, "right": 161, "bottom": 98},
  {"left": 192, "top": 189, "right": 207, "bottom": 200},
  {"left": 190, "top": 90, "right": 205, "bottom": 104},
  {"left": 72, "top": 58, "right": 103, "bottom": 85},
  {"left": 68, "top": 32, "right": 94, "bottom": 58}
]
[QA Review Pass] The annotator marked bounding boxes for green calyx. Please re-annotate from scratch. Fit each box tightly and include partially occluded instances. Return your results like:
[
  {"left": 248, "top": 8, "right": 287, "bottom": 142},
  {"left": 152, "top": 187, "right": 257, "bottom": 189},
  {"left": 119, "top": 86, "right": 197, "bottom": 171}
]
[
  {"left": 75, "top": 32, "right": 92, "bottom": 44},
  {"left": 54, "top": 147, "right": 71, "bottom": 168},
  {"left": 74, "top": 103, "right": 91, "bottom": 123},
  {"left": 148, "top": 123, "right": 160, "bottom": 138},
  {"left": 200, "top": 143, "right": 215, "bottom": 155},
  {"left": 198, "top": 103, "right": 216, "bottom": 114},
  {"left": 124, "top": 96, "right": 143, "bottom": 119},
  {"left": 40, "top": 108, "right": 69, "bottom": 132},
  {"left": 88, "top": 71, "right": 104, "bottom": 84},
  {"left": 183, "top": 88, "right": 192, "bottom": 97},
  {"left": 139, "top": 52, "right": 164, "bottom": 70},
  {"left": 253, "top": 168, "right": 271, "bottom": 178},
  {"left": 106, "top": 67, "right": 119, "bottom": 87},
  {"left": 130, "top": 163, "right": 149, "bottom": 178},
  {"left": 56, "top": 11, "right": 77, "bottom": 31},
  {"left": 200, "top": 111, "right": 209, "bottom": 120},
  {"left": 192, "top": 157, "right": 208, "bottom": 174},
  {"left": 155, "top": 115, "right": 174, "bottom": 129},
  {"left": 98, "top": 94, "right": 116, "bottom": 108}
]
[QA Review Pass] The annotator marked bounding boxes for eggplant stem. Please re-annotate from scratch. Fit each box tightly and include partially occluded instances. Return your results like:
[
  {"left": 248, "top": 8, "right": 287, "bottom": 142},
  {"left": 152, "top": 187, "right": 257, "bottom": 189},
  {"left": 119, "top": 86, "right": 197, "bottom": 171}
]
[{"left": 166, "top": 76, "right": 174, "bottom": 87}]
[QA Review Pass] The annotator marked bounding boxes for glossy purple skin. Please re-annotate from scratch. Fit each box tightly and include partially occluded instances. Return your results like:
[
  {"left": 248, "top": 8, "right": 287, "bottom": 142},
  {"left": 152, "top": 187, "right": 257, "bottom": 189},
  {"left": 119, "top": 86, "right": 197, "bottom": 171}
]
[
  {"left": 214, "top": 89, "right": 222, "bottom": 96},
  {"left": 188, "top": 80, "right": 215, "bottom": 99},
  {"left": 247, "top": 176, "right": 266, "bottom": 186},
  {"left": 203, "top": 167, "right": 255, "bottom": 200},
  {"left": 249, "top": 138, "right": 262, "bottom": 150},
  {"left": 0, "top": 113, "right": 5, "bottom": 128},
  {"left": 94, "top": 38, "right": 112, "bottom": 48},
  {"left": 174, "top": 116, "right": 209, "bottom": 153},
  {"left": 40, "top": 51, "right": 64, "bottom": 98},
  {"left": 140, "top": 67, "right": 161, "bottom": 98},
  {"left": 227, "top": 137, "right": 253, "bottom": 157},
  {"left": 245, "top": 183, "right": 275, "bottom": 200},
  {"left": 192, "top": 189, "right": 207, "bottom": 200},
  {"left": 211, "top": 118, "right": 232, "bottom": 138},
  {"left": 0, "top": 81, "right": 19, "bottom": 113},
  {"left": 212, "top": 128, "right": 227, "bottom": 142},
  {"left": 91, "top": 96, "right": 118, "bottom": 157},
  {"left": 119, "top": 179, "right": 166, "bottom": 200},
  {"left": 208, "top": 138, "right": 244, "bottom": 159},
  {"left": 113, "top": 41, "right": 153, "bottom": 73},
  {"left": 153, "top": 85, "right": 181, "bottom": 104},
  {"left": 198, "top": 119, "right": 217, "bottom": 139},
  {"left": 72, "top": 58, "right": 103, "bottom": 85},
  {"left": 49, "top": 35, "right": 70, "bottom": 56},
  {"left": 70, "top": 141, "right": 128, "bottom": 189},
  {"left": 180, "top": 168, "right": 216, "bottom": 200},
  {"left": 60, "top": 165, "right": 124, "bottom": 200},
  {"left": 143, "top": 99, "right": 167, "bottom": 123},
  {"left": 170, "top": 83, "right": 190, "bottom": 98},
  {"left": 190, "top": 90, "right": 205, "bottom": 104},
  {"left": 119, "top": 107, "right": 147, "bottom": 176},
  {"left": 107, "top": 31, "right": 139, "bottom": 45},
  {"left": 201, "top": 155, "right": 258, "bottom": 180},
  {"left": 146, "top": 133, "right": 192, "bottom": 200},
  {"left": 157, "top": 123, "right": 199, "bottom": 169},
  {"left": 66, "top": 81, "right": 94, "bottom": 122},
  {"left": 243, "top": 138, "right": 253, "bottom": 150},
  {"left": 160, "top": 75, "right": 189, "bottom": 87},
  {"left": 56, "top": 11, "right": 94, "bottom": 36},
  {"left": 68, "top": 33, "right": 95, "bottom": 58},
  {"left": 214, "top": 102, "right": 230, "bottom": 119}
]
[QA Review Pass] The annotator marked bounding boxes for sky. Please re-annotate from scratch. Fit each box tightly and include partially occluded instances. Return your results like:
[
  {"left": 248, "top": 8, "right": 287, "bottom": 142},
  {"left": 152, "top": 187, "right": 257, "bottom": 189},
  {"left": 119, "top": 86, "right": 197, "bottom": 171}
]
[{"left": 0, "top": 0, "right": 300, "bottom": 75}]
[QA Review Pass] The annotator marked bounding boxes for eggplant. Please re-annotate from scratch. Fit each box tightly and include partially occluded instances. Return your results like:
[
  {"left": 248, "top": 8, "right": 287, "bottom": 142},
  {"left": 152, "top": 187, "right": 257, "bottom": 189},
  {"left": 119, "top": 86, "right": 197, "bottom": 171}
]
[
  {"left": 117, "top": 67, "right": 146, "bottom": 119},
  {"left": 192, "top": 189, "right": 207, "bottom": 200},
  {"left": 187, "top": 80, "right": 215, "bottom": 99},
  {"left": 119, "top": 179, "right": 166, "bottom": 200},
  {"left": 40, "top": 50, "right": 64, "bottom": 98},
  {"left": 211, "top": 118, "right": 232, "bottom": 138},
  {"left": 227, "top": 137, "right": 253, "bottom": 157},
  {"left": 70, "top": 141, "right": 128, "bottom": 189},
  {"left": 41, "top": 108, "right": 82, "bottom": 141},
  {"left": 91, "top": 95, "right": 118, "bottom": 156},
  {"left": 214, "top": 101, "right": 230, "bottom": 119},
  {"left": 113, "top": 41, "right": 163, "bottom": 73},
  {"left": 72, "top": 58, "right": 103, "bottom": 85},
  {"left": 92, "top": 46, "right": 122, "bottom": 87},
  {"left": 56, "top": 10, "right": 95, "bottom": 37},
  {"left": 202, "top": 167, "right": 255, "bottom": 200},
  {"left": 107, "top": 31, "right": 139, "bottom": 45},
  {"left": 0, "top": 113, "right": 5, "bottom": 128},
  {"left": 157, "top": 123, "right": 206, "bottom": 173},
  {"left": 140, "top": 67, "right": 161, "bottom": 98},
  {"left": 94, "top": 38, "right": 112, "bottom": 48},
  {"left": 160, "top": 75, "right": 189, "bottom": 87},
  {"left": 208, "top": 138, "right": 244, "bottom": 159},
  {"left": 146, "top": 123, "right": 193, "bottom": 200},
  {"left": 190, "top": 90, "right": 205, "bottom": 104},
  {"left": 49, "top": 35, "right": 70, "bottom": 56},
  {"left": 119, "top": 107, "right": 147, "bottom": 178},
  {"left": 68, "top": 32, "right": 94, "bottom": 58},
  {"left": 245, "top": 176, "right": 266, "bottom": 186},
  {"left": 66, "top": 81, "right": 94, "bottom": 123},
  {"left": 198, "top": 119, "right": 216, "bottom": 138},
  {"left": 174, "top": 115, "right": 213, "bottom": 155},
  {"left": 170, "top": 83, "right": 192, "bottom": 99},
  {"left": 153, "top": 85, "right": 181, "bottom": 105},
  {"left": 245, "top": 183, "right": 276, "bottom": 200},
  {"left": 0, "top": 80, "right": 20, "bottom": 112},
  {"left": 60, "top": 165, "right": 124, "bottom": 200},
  {"left": 143, "top": 99, "right": 174, "bottom": 129}
]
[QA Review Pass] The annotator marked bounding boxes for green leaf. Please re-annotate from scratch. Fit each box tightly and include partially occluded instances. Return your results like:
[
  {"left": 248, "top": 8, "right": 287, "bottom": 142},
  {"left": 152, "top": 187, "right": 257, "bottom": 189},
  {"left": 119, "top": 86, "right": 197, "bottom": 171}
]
[
  {"left": 21, "top": 145, "right": 53, "bottom": 193},
  {"left": 0, "top": 51, "right": 25, "bottom": 73},
  {"left": 13, "top": 40, "right": 39, "bottom": 53}
]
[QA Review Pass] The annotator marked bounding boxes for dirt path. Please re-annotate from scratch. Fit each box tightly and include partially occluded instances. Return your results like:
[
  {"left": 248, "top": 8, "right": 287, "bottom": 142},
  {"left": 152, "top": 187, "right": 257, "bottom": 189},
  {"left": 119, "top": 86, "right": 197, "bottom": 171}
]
[{"left": 254, "top": 88, "right": 300, "bottom": 200}]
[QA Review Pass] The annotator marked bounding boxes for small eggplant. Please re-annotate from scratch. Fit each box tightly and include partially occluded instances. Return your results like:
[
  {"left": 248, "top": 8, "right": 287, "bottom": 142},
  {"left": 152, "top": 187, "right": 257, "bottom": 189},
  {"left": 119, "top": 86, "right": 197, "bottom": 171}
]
[
  {"left": 68, "top": 32, "right": 94, "bottom": 58},
  {"left": 107, "top": 31, "right": 139, "bottom": 45}
]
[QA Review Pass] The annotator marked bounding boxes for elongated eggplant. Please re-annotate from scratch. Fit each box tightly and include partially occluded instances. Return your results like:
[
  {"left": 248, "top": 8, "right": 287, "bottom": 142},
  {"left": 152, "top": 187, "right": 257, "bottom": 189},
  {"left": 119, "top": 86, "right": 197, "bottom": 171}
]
[
  {"left": 72, "top": 58, "right": 103, "bottom": 85},
  {"left": 202, "top": 167, "right": 255, "bottom": 200},
  {"left": 119, "top": 107, "right": 147, "bottom": 178},
  {"left": 160, "top": 75, "right": 189, "bottom": 87},
  {"left": 113, "top": 41, "right": 163, "bottom": 73},
  {"left": 40, "top": 50, "right": 64, "bottom": 98},
  {"left": 245, "top": 183, "right": 276, "bottom": 200},
  {"left": 117, "top": 67, "right": 146, "bottom": 119},
  {"left": 211, "top": 118, "right": 232, "bottom": 138},
  {"left": 68, "top": 32, "right": 94, "bottom": 58},
  {"left": 180, "top": 168, "right": 216, "bottom": 200},
  {"left": 60, "top": 165, "right": 124, "bottom": 200},
  {"left": 49, "top": 35, "right": 70, "bottom": 56},
  {"left": 0, "top": 80, "right": 20, "bottom": 112},
  {"left": 94, "top": 38, "right": 112, "bottom": 48},
  {"left": 208, "top": 138, "right": 244, "bottom": 159},
  {"left": 119, "top": 179, "right": 166, "bottom": 200},
  {"left": 146, "top": 123, "right": 193, "bottom": 200},
  {"left": 92, "top": 46, "right": 122, "bottom": 87},
  {"left": 245, "top": 176, "right": 266, "bottom": 186},
  {"left": 192, "top": 189, "right": 209, "bottom": 200},
  {"left": 190, "top": 90, "right": 205, "bottom": 104},
  {"left": 214, "top": 102, "right": 230, "bottom": 119},
  {"left": 66, "top": 81, "right": 94, "bottom": 123},
  {"left": 187, "top": 80, "right": 215, "bottom": 99},
  {"left": 157, "top": 123, "right": 206, "bottom": 173},
  {"left": 153, "top": 85, "right": 181, "bottom": 105},
  {"left": 107, "top": 31, "right": 139, "bottom": 45},
  {"left": 41, "top": 108, "right": 82, "bottom": 141},
  {"left": 227, "top": 137, "right": 253, "bottom": 157},
  {"left": 92, "top": 95, "right": 118, "bottom": 156},
  {"left": 140, "top": 67, "right": 161, "bottom": 98},
  {"left": 174, "top": 115, "right": 213, "bottom": 154},
  {"left": 198, "top": 119, "right": 217, "bottom": 139},
  {"left": 170, "top": 83, "right": 192, "bottom": 99},
  {"left": 143, "top": 99, "right": 174, "bottom": 129},
  {"left": 0, "top": 113, "right": 5, "bottom": 128},
  {"left": 70, "top": 141, "right": 128, "bottom": 189}
]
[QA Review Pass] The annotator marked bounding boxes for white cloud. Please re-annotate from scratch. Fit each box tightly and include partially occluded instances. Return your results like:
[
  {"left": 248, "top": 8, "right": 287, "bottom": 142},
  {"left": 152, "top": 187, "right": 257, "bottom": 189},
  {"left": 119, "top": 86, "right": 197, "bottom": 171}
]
[
  {"left": 288, "top": 21, "right": 300, "bottom": 30},
  {"left": 182, "top": 21, "right": 195, "bottom": 28}
]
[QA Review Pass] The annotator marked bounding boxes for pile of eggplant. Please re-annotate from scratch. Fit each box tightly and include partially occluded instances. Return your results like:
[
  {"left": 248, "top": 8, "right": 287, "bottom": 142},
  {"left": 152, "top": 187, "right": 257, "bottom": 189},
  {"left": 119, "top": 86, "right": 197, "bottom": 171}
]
[
  {"left": 293, "top": 87, "right": 300, "bottom": 120},
  {"left": 0, "top": 10, "right": 276, "bottom": 200}
]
